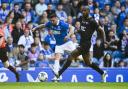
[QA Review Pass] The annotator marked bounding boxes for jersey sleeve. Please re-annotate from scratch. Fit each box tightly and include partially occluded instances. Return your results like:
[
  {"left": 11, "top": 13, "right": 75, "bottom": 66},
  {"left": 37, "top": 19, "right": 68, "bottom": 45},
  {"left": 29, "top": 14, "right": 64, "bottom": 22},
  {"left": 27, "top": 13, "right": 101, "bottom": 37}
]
[
  {"left": 61, "top": 21, "right": 69, "bottom": 31},
  {"left": 45, "top": 21, "right": 51, "bottom": 29},
  {"left": 64, "top": 22, "right": 69, "bottom": 30}
]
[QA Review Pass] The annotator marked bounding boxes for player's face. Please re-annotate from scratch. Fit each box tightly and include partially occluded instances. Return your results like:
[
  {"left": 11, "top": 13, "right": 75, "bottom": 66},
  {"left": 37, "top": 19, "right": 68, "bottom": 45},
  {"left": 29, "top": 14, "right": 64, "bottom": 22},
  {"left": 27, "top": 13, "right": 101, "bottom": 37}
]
[
  {"left": 50, "top": 17, "right": 57, "bottom": 25},
  {"left": 82, "top": 9, "right": 89, "bottom": 18}
]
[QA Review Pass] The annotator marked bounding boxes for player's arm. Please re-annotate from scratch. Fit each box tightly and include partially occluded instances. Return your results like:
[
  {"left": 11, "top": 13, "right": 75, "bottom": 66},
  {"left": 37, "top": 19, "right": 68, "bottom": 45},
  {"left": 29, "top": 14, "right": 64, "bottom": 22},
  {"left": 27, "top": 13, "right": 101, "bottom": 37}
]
[
  {"left": 97, "top": 26, "right": 106, "bottom": 42},
  {"left": 32, "top": 24, "right": 45, "bottom": 31},
  {"left": 65, "top": 24, "right": 74, "bottom": 39},
  {"left": 95, "top": 20, "right": 106, "bottom": 42}
]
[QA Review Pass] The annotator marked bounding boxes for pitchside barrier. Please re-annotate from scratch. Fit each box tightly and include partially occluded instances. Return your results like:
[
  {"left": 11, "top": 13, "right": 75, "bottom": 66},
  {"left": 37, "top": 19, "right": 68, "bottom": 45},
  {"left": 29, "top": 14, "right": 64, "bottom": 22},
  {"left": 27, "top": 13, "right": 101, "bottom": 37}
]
[{"left": 0, "top": 67, "right": 128, "bottom": 82}]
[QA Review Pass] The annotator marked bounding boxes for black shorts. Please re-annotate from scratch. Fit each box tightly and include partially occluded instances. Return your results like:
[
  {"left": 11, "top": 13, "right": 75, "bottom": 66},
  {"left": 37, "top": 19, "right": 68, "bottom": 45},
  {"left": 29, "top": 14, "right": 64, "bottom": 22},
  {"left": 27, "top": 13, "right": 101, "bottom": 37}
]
[
  {"left": 0, "top": 47, "right": 8, "bottom": 62},
  {"left": 77, "top": 42, "right": 91, "bottom": 55}
]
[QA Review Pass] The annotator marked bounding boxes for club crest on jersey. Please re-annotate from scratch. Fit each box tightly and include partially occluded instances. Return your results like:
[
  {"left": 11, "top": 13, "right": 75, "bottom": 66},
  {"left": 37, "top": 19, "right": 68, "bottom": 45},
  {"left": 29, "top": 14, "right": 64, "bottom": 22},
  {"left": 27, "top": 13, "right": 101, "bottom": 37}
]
[
  {"left": 51, "top": 26, "right": 61, "bottom": 31},
  {"left": 52, "top": 30, "right": 61, "bottom": 34},
  {"left": 82, "top": 21, "right": 85, "bottom": 24},
  {"left": 80, "top": 26, "right": 86, "bottom": 31},
  {"left": 85, "top": 22, "right": 89, "bottom": 24},
  {"left": 82, "top": 21, "right": 88, "bottom": 25}
]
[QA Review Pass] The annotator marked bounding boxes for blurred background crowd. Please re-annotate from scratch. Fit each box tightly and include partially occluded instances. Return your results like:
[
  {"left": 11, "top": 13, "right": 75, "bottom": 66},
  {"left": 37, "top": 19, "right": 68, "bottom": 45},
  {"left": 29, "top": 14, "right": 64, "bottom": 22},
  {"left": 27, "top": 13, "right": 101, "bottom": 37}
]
[{"left": 0, "top": 0, "right": 128, "bottom": 70}]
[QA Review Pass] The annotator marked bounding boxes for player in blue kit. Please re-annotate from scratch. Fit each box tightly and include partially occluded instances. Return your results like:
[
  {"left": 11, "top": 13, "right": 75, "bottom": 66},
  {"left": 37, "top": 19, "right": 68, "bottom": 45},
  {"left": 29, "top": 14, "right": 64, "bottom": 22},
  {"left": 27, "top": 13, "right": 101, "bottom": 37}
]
[{"left": 33, "top": 14, "right": 75, "bottom": 81}]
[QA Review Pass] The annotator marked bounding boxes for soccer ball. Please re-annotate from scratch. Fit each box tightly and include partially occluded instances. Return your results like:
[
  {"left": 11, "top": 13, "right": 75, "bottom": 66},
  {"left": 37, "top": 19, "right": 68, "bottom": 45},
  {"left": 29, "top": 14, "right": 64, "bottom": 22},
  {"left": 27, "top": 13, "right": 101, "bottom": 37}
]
[{"left": 38, "top": 72, "right": 48, "bottom": 82}]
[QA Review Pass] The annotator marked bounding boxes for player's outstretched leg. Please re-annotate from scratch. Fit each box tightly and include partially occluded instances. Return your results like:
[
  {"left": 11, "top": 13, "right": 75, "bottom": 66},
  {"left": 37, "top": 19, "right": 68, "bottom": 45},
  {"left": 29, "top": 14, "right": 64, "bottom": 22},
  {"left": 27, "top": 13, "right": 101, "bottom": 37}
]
[
  {"left": 82, "top": 53, "right": 107, "bottom": 82},
  {"left": 58, "top": 57, "right": 72, "bottom": 77},
  {"left": 89, "top": 62, "right": 107, "bottom": 82},
  {"left": 53, "top": 49, "right": 81, "bottom": 78},
  {"left": 51, "top": 55, "right": 72, "bottom": 79}
]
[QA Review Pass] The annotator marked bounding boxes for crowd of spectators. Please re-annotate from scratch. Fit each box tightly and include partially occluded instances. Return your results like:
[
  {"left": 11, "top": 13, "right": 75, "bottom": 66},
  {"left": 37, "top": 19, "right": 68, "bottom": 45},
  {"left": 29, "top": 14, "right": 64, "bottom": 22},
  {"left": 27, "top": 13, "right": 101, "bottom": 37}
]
[{"left": 0, "top": 0, "right": 128, "bottom": 70}]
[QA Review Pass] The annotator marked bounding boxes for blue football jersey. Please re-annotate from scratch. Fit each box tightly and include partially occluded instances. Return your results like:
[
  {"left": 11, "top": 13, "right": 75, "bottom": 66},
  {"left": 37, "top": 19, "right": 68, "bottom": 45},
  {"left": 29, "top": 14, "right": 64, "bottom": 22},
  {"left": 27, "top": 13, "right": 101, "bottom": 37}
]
[{"left": 45, "top": 20, "right": 69, "bottom": 45}]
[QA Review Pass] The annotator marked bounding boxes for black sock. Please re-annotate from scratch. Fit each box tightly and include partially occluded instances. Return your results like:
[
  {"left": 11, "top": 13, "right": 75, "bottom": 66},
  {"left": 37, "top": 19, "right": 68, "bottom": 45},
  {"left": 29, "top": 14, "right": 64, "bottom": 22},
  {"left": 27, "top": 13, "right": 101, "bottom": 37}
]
[
  {"left": 89, "top": 63, "right": 104, "bottom": 75},
  {"left": 8, "top": 65, "right": 19, "bottom": 82},
  {"left": 8, "top": 65, "right": 18, "bottom": 75},
  {"left": 59, "top": 59, "right": 72, "bottom": 76}
]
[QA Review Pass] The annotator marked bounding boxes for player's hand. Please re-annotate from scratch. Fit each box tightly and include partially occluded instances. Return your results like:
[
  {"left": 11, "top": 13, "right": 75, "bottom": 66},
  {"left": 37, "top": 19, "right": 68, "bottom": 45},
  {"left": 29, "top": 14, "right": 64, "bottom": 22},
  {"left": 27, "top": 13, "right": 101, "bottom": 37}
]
[{"left": 64, "top": 36, "right": 69, "bottom": 42}]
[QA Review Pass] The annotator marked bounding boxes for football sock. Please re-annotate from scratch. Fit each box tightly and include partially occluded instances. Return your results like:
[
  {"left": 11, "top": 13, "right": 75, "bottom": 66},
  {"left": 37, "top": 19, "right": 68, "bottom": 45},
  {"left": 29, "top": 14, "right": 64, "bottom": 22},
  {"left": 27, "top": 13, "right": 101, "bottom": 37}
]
[
  {"left": 89, "top": 63, "right": 104, "bottom": 75},
  {"left": 59, "top": 58, "right": 72, "bottom": 76},
  {"left": 54, "top": 60, "right": 60, "bottom": 73},
  {"left": 8, "top": 65, "right": 19, "bottom": 82},
  {"left": 8, "top": 65, "right": 17, "bottom": 75}
]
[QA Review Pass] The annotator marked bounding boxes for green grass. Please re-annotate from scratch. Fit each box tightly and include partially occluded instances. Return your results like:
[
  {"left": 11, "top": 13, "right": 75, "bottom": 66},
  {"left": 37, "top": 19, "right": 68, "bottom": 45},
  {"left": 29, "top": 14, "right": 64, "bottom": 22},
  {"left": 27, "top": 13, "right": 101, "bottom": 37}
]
[{"left": 0, "top": 82, "right": 128, "bottom": 89}]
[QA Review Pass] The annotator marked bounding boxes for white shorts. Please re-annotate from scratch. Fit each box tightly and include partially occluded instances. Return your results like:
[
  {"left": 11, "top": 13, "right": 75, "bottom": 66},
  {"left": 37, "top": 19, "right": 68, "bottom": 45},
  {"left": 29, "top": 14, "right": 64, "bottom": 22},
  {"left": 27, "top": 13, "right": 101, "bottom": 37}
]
[{"left": 55, "top": 41, "right": 76, "bottom": 54}]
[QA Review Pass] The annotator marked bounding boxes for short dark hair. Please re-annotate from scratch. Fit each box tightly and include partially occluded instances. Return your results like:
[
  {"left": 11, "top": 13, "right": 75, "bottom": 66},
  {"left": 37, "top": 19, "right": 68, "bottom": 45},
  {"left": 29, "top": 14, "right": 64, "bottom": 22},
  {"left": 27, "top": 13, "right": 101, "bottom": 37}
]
[
  {"left": 31, "top": 43, "right": 36, "bottom": 47},
  {"left": 49, "top": 13, "right": 57, "bottom": 18},
  {"left": 18, "top": 44, "right": 25, "bottom": 48},
  {"left": 47, "top": 3, "right": 52, "bottom": 6},
  {"left": 82, "top": 5, "right": 90, "bottom": 11},
  {"left": 14, "top": 3, "right": 19, "bottom": 6},
  {"left": 41, "top": 41, "right": 49, "bottom": 46}
]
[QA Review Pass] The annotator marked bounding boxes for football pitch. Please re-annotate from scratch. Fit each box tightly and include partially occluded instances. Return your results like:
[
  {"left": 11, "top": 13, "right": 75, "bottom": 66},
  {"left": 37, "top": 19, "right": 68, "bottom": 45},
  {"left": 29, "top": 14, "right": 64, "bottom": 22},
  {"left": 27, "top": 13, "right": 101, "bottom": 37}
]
[{"left": 0, "top": 82, "right": 128, "bottom": 89}]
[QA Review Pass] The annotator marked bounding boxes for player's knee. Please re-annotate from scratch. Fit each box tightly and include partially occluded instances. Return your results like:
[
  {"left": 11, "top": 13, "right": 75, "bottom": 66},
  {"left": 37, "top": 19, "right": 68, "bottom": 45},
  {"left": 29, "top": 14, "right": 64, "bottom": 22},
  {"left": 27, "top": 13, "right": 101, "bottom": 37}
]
[
  {"left": 68, "top": 54, "right": 75, "bottom": 61},
  {"left": 3, "top": 61, "right": 10, "bottom": 68}
]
